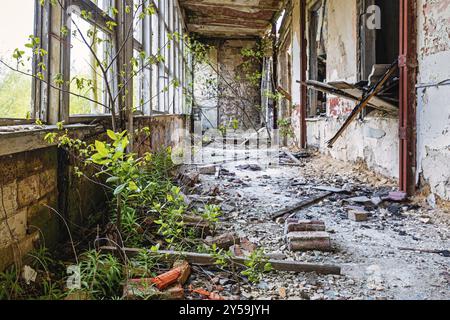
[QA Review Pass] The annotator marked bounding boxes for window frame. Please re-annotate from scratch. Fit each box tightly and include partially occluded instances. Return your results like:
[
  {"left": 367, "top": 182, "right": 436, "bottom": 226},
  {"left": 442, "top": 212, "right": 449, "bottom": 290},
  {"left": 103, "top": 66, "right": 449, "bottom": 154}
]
[{"left": 0, "top": 0, "right": 191, "bottom": 126}]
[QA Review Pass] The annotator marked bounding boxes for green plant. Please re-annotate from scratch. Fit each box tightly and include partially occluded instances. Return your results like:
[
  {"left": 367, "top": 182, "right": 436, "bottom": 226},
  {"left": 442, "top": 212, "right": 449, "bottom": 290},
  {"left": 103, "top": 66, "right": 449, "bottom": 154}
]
[
  {"left": 277, "top": 118, "right": 295, "bottom": 139},
  {"left": 0, "top": 268, "right": 23, "bottom": 300},
  {"left": 77, "top": 250, "right": 124, "bottom": 300},
  {"left": 210, "top": 244, "right": 234, "bottom": 268},
  {"left": 201, "top": 205, "right": 222, "bottom": 230},
  {"left": 153, "top": 186, "right": 188, "bottom": 248},
  {"left": 241, "top": 249, "right": 273, "bottom": 284}
]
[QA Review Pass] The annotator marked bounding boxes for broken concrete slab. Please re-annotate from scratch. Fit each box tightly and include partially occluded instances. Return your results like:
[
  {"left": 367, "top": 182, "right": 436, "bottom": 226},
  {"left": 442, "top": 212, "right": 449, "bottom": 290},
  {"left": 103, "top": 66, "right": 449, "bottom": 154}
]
[
  {"left": 312, "top": 186, "right": 346, "bottom": 193},
  {"left": 385, "top": 191, "right": 408, "bottom": 202},
  {"left": 287, "top": 231, "right": 332, "bottom": 252},
  {"left": 344, "top": 196, "right": 372, "bottom": 204}
]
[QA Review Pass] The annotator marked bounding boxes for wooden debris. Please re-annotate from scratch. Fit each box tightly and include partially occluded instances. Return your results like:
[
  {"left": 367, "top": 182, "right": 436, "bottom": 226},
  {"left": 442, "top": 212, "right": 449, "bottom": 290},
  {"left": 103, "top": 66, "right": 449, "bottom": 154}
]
[
  {"left": 284, "top": 150, "right": 302, "bottom": 165},
  {"left": 398, "top": 247, "right": 450, "bottom": 257},
  {"left": 287, "top": 231, "right": 332, "bottom": 252},
  {"left": 205, "top": 232, "right": 240, "bottom": 249},
  {"left": 101, "top": 246, "right": 342, "bottom": 275},
  {"left": 327, "top": 61, "right": 399, "bottom": 148},
  {"left": 271, "top": 192, "right": 334, "bottom": 221},
  {"left": 182, "top": 215, "right": 210, "bottom": 235},
  {"left": 173, "top": 260, "right": 191, "bottom": 285},
  {"left": 285, "top": 219, "right": 326, "bottom": 233}
]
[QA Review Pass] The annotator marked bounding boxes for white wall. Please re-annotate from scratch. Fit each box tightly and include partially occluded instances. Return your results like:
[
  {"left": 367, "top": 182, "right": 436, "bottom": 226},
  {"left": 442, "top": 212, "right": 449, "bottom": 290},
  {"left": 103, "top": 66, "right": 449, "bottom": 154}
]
[
  {"left": 416, "top": 0, "right": 450, "bottom": 201},
  {"left": 307, "top": 116, "right": 399, "bottom": 178}
]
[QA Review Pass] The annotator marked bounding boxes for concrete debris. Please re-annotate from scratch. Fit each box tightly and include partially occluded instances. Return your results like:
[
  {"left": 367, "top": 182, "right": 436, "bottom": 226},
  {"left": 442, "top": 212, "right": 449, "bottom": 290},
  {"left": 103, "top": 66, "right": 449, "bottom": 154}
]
[
  {"left": 179, "top": 172, "right": 200, "bottom": 188},
  {"left": 386, "top": 191, "right": 408, "bottom": 202},
  {"left": 172, "top": 149, "right": 449, "bottom": 300},
  {"left": 348, "top": 209, "right": 369, "bottom": 222},
  {"left": 344, "top": 196, "right": 372, "bottom": 204}
]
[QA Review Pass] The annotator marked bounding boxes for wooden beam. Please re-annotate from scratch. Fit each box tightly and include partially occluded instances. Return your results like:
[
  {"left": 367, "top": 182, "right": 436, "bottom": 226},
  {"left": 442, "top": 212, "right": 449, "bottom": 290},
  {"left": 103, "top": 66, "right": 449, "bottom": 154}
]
[
  {"left": 100, "top": 246, "right": 342, "bottom": 275},
  {"left": 327, "top": 61, "right": 399, "bottom": 148},
  {"left": 180, "top": 0, "right": 281, "bottom": 12},
  {"left": 187, "top": 24, "right": 264, "bottom": 36},
  {"left": 271, "top": 192, "right": 334, "bottom": 221}
]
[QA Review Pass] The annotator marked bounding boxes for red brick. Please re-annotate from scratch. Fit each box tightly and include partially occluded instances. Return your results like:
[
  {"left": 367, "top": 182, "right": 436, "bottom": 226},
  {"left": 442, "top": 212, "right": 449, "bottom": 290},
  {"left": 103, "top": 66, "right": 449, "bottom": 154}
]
[{"left": 287, "top": 231, "right": 332, "bottom": 252}]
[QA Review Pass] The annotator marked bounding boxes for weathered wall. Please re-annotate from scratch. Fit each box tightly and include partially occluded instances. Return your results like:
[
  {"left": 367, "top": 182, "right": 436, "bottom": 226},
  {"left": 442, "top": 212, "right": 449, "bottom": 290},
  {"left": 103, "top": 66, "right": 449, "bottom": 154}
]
[
  {"left": 416, "top": 0, "right": 450, "bottom": 201},
  {"left": 0, "top": 148, "right": 58, "bottom": 271},
  {"left": 307, "top": 116, "right": 399, "bottom": 178},
  {"left": 194, "top": 46, "right": 219, "bottom": 130},
  {"left": 134, "top": 115, "right": 189, "bottom": 155},
  {"left": 216, "top": 39, "right": 262, "bottom": 130}
]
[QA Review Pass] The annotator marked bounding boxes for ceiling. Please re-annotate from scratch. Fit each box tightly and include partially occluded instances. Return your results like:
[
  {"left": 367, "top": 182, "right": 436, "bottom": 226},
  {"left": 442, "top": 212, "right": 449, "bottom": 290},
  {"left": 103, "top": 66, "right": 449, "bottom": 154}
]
[{"left": 179, "top": 0, "right": 284, "bottom": 38}]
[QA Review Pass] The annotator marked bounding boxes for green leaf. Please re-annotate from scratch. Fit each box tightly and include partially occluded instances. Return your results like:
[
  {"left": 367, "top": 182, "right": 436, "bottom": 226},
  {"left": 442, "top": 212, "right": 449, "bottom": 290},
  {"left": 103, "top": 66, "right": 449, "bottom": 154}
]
[
  {"left": 107, "top": 130, "right": 118, "bottom": 141},
  {"left": 95, "top": 141, "right": 109, "bottom": 157},
  {"left": 128, "top": 181, "right": 139, "bottom": 192},
  {"left": 106, "top": 176, "right": 120, "bottom": 184},
  {"left": 113, "top": 183, "right": 126, "bottom": 196}
]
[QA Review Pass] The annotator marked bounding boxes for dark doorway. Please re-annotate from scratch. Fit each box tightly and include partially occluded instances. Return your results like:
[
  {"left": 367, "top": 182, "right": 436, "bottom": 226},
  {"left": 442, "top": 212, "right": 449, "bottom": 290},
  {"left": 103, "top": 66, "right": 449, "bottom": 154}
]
[{"left": 308, "top": 0, "right": 327, "bottom": 117}]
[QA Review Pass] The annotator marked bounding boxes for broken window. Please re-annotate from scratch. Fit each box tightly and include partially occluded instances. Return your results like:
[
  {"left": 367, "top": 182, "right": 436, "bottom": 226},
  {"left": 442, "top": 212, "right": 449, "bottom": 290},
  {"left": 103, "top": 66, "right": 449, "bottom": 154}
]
[
  {"left": 68, "top": 9, "right": 113, "bottom": 115},
  {"left": 308, "top": 0, "right": 327, "bottom": 118},
  {"left": 359, "top": 0, "right": 400, "bottom": 113},
  {"left": 0, "top": 0, "right": 35, "bottom": 119}
]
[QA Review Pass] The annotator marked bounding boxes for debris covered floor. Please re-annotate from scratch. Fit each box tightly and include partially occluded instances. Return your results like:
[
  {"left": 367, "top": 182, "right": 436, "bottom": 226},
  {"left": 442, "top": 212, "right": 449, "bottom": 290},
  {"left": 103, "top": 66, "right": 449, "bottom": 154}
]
[{"left": 185, "top": 148, "right": 450, "bottom": 300}]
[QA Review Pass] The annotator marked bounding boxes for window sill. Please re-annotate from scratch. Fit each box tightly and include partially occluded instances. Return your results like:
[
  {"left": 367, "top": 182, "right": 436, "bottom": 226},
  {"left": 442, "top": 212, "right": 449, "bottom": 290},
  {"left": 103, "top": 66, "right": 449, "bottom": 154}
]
[{"left": 0, "top": 124, "right": 102, "bottom": 157}]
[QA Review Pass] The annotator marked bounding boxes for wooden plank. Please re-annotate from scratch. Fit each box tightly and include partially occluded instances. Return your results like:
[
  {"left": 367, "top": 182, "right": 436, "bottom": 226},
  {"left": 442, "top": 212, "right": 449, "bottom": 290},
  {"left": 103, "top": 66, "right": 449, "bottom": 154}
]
[
  {"left": 100, "top": 246, "right": 342, "bottom": 275},
  {"left": 327, "top": 61, "right": 399, "bottom": 148},
  {"left": 271, "top": 192, "right": 334, "bottom": 221}
]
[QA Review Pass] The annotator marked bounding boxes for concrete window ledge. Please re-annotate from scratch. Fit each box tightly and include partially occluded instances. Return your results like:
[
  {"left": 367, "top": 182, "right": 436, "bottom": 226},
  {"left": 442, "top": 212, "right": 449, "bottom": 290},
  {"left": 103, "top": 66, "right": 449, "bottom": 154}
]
[{"left": 0, "top": 124, "right": 103, "bottom": 157}]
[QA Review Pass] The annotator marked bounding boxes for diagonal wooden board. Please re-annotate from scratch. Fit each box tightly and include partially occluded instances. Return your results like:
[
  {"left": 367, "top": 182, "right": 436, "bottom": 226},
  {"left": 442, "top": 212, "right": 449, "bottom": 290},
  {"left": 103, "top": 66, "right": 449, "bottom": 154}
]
[{"left": 327, "top": 61, "right": 399, "bottom": 148}]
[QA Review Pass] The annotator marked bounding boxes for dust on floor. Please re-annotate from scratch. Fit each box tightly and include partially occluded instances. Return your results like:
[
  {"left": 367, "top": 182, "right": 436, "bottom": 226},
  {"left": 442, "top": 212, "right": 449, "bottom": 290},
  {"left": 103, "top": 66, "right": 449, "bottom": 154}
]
[{"left": 186, "top": 148, "right": 450, "bottom": 300}]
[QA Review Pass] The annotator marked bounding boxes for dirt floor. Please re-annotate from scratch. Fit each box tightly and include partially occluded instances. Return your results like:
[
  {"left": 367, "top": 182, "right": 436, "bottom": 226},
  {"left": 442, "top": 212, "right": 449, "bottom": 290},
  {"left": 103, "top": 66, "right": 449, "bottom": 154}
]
[{"left": 185, "top": 145, "right": 450, "bottom": 300}]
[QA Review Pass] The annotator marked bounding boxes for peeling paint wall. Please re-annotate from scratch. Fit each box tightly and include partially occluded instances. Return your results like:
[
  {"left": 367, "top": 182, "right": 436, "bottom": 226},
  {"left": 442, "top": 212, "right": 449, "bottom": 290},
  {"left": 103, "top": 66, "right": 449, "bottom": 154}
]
[
  {"left": 416, "top": 0, "right": 450, "bottom": 201},
  {"left": 307, "top": 116, "right": 399, "bottom": 178},
  {"left": 290, "top": 0, "right": 401, "bottom": 179}
]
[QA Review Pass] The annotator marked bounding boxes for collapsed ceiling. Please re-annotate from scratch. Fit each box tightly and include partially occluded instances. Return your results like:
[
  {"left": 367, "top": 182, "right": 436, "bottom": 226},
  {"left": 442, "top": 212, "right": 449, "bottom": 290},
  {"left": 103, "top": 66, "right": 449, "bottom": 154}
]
[{"left": 179, "top": 0, "right": 284, "bottom": 38}]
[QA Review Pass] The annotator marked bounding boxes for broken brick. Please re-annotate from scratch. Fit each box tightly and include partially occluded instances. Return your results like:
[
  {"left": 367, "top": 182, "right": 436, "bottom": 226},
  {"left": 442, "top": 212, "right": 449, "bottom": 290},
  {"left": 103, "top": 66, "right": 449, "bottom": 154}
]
[
  {"left": 285, "top": 219, "right": 326, "bottom": 234},
  {"left": 287, "top": 231, "right": 332, "bottom": 252}
]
